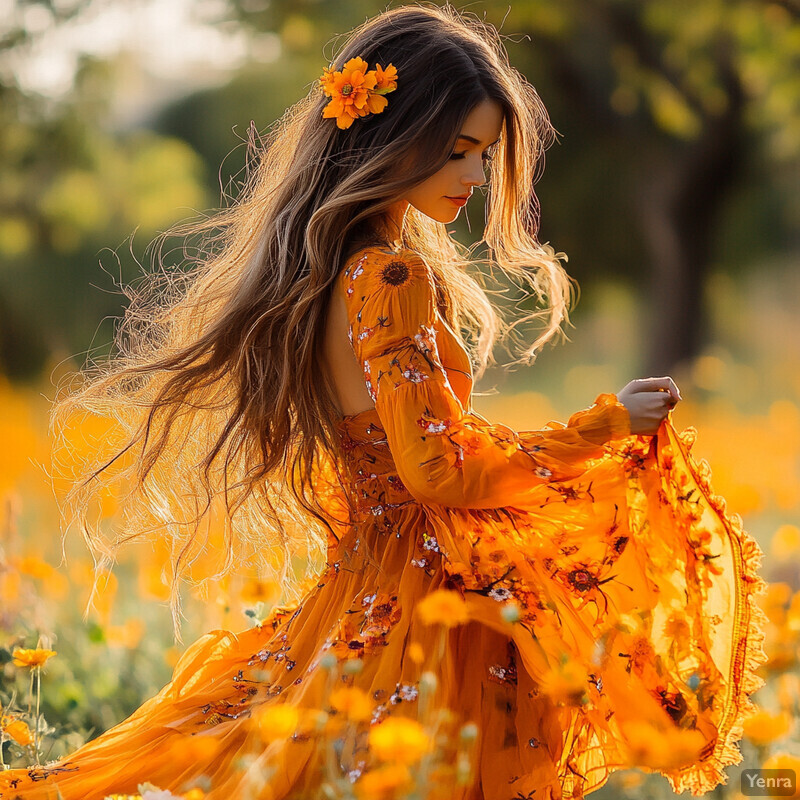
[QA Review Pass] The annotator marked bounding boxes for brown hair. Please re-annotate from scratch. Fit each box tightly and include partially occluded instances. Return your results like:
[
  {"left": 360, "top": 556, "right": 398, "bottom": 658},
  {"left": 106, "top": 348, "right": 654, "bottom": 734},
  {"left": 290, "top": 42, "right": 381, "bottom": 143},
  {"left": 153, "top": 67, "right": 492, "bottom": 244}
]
[{"left": 51, "top": 2, "right": 573, "bottom": 638}]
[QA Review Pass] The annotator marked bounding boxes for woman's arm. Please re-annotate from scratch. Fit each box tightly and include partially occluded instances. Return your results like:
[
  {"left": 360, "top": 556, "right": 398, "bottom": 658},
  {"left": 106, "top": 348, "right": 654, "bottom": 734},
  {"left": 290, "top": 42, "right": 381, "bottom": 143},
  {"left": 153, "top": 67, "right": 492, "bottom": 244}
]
[{"left": 340, "top": 246, "right": 634, "bottom": 509}]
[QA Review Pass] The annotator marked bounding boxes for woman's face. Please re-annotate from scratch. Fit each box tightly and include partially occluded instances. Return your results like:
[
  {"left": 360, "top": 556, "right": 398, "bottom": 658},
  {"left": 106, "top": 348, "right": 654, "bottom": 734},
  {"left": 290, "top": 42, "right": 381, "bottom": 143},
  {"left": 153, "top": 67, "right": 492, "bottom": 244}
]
[{"left": 392, "top": 98, "right": 504, "bottom": 225}]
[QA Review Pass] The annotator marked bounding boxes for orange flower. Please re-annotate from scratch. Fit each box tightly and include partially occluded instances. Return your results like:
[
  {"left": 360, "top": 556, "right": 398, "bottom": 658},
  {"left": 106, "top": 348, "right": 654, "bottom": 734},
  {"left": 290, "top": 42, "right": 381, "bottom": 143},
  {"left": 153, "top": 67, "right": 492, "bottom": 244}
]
[
  {"left": 252, "top": 703, "right": 299, "bottom": 742},
  {"left": 319, "top": 57, "right": 398, "bottom": 129},
  {"left": 743, "top": 709, "right": 793, "bottom": 746},
  {"left": 415, "top": 589, "right": 468, "bottom": 627},
  {"left": 355, "top": 763, "right": 412, "bottom": 798},
  {"left": 369, "top": 717, "right": 430, "bottom": 763},
  {"left": 2, "top": 718, "right": 33, "bottom": 746},
  {"left": 12, "top": 647, "right": 57, "bottom": 668},
  {"left": 329, "top": 686, "right": 373, "bottom": 723},
  {"left": 538, "top": 657, "right": 590, "bottom": 705},
  {"left": 621, "top": 720, "right": 707, "bottom": 769},
  {"left": 374, "top": 63, "right": 398, "bottom": 92},
  {"left": 407, "top": 641, "right": 425, "bottom": 664},
  {"left": 240, "top": 577, "right": 279, "bottom": 605},
  {"left": 763, "top": 753, "right": 800, "bottom": 800}
]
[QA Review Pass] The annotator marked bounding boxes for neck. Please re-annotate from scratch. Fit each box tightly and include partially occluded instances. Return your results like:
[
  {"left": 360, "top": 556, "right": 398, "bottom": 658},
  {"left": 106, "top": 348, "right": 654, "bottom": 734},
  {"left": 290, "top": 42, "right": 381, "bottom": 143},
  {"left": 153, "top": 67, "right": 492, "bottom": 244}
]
[{"left": 381, "top": 200, "right": 409, "bottom": 249}]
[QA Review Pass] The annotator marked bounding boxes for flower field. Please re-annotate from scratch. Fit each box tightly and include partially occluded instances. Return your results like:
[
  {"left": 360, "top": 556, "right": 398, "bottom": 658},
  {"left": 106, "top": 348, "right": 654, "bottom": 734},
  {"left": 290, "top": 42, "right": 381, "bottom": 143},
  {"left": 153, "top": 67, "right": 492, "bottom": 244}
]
[{"left": 2, "top": 270, "right": 799, "bottom": 799}]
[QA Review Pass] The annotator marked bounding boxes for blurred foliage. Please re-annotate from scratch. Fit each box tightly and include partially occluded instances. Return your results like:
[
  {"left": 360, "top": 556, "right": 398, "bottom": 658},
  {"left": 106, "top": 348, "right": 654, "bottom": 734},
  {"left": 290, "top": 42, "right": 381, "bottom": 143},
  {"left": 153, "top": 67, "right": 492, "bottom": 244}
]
[
  {"left": 0, "top": 0, "right": 798, "bottom": 378},
  {"left": 0, "top": 52, "right": 210, "bottom": 380},
  {"left": 213, "top": 0, "right": 800, "bottom": 370}
]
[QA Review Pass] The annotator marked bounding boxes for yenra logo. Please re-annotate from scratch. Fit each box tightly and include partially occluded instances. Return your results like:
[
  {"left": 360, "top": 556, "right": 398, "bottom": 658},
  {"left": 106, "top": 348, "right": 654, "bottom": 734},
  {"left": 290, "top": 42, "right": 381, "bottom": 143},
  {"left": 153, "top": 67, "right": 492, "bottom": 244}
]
[{"left": 741, "top": 769, "right": 796, "bottom": 797}]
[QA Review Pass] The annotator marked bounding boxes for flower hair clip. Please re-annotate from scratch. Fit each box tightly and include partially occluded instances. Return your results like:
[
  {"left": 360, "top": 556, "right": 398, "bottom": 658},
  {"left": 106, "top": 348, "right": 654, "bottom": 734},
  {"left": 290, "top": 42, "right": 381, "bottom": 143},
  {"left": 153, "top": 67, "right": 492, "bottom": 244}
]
[{"left": 319, "top": 57, "right": 398, "bottom": 130}]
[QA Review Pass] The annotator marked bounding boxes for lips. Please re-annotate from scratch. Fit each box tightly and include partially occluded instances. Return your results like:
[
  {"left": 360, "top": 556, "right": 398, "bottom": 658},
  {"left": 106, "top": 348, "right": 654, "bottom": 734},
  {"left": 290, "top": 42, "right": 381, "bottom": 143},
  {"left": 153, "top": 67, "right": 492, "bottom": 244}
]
[{"left": 446, "top": 195, "right": 471, "bottom": 207}]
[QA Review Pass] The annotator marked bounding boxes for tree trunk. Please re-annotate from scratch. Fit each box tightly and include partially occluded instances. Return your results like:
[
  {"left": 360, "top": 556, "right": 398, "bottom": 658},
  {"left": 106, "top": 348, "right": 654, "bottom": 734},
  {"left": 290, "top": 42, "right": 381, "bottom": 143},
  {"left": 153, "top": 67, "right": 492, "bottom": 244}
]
[{"left": 637, "top": 43, "right": 745, "bottom": 374}]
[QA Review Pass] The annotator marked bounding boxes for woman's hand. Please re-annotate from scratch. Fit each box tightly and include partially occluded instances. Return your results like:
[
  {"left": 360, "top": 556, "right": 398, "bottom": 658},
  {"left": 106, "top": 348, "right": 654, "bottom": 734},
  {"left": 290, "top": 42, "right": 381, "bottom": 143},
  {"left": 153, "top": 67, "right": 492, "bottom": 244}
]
[{"left": 617, "top": 377, "right": 682, "bottom": 435}]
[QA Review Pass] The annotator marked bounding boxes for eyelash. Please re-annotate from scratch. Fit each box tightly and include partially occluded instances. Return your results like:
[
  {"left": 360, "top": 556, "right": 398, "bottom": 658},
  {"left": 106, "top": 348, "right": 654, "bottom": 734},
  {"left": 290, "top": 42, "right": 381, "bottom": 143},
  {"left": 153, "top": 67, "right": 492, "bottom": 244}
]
[{"left": 450, "top": 151, "right": 495, "bottom": 162}]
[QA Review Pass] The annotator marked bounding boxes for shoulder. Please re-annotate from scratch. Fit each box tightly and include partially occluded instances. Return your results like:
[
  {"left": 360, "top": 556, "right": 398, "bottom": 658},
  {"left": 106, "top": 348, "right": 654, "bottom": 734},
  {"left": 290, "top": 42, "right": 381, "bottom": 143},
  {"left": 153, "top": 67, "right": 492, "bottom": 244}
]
[{"left": 340, "top": 245, "right": 434, "bottom": 297}]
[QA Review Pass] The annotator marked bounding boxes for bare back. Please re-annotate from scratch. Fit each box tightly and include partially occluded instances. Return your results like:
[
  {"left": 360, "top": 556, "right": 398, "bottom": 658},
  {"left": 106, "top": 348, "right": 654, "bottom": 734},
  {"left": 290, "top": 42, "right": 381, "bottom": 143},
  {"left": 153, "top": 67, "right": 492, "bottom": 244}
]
[{"left": 320, "top": 280, "right": 375, "bottom": 417}]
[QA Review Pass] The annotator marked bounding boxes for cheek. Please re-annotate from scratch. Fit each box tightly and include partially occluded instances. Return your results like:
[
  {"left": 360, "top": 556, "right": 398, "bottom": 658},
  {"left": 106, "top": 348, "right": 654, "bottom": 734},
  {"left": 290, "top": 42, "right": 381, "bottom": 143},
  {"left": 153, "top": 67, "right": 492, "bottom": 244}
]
[
  {"left": 413, "top": 167, "right": 456, "bottom": 205},
  {"left": 407, "top": 178, "right": 440, "bottom": 208}
]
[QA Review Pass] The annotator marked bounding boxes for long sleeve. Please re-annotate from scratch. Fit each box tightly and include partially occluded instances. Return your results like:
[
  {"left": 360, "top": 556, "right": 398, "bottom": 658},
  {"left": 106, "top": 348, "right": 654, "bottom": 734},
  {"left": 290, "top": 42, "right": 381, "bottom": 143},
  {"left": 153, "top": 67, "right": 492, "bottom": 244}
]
[{"left": 340, "top": 246, "right": 631, "bottom": 510}]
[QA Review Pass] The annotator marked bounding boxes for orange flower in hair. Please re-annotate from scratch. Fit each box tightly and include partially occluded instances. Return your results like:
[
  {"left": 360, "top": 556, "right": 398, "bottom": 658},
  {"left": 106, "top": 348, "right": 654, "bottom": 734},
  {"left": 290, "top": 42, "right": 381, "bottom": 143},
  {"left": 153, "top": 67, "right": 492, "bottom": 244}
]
[{"left": 319, "top": 57, "right": 398, "bottom": 129}]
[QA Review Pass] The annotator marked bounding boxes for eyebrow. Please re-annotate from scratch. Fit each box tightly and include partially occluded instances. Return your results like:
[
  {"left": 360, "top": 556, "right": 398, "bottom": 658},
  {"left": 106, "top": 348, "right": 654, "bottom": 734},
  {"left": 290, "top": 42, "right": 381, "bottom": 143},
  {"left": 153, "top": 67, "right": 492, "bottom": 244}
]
[{"left": 457, "top": 134, "right": 501, "bottom": 146}]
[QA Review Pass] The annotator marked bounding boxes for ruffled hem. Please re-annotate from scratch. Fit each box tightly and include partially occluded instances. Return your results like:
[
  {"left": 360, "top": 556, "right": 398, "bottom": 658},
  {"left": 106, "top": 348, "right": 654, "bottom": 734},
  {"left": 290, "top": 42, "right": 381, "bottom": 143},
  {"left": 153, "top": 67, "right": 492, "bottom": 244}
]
[
  {"left": 657, "top": 421, "right": 769, "bottom": 796},
  {"left": 567, "top": 392, "right": 632, "bottom": 445}
]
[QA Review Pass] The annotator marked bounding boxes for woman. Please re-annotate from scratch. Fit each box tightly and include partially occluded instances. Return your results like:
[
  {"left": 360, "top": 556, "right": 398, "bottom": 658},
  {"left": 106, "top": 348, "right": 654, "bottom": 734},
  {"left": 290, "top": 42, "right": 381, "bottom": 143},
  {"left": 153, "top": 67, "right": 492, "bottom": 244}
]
[{"left": 1, "top": 5, "right": 767, "bottom": 800}]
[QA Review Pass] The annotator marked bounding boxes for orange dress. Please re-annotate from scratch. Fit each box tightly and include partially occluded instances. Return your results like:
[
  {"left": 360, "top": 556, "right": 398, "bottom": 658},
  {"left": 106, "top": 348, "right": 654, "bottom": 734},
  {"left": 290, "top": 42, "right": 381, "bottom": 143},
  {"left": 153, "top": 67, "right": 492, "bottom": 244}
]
[{"left": 0, "top": 245, "right": 768, "bottom": 800}]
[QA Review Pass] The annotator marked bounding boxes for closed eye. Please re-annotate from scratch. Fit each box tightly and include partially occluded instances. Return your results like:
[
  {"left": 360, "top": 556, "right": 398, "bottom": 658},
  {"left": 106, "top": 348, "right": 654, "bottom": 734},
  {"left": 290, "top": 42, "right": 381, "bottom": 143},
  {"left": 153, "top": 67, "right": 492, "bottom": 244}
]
[{"left": 449, "top": 151, "right": 495, "bottom": 162}]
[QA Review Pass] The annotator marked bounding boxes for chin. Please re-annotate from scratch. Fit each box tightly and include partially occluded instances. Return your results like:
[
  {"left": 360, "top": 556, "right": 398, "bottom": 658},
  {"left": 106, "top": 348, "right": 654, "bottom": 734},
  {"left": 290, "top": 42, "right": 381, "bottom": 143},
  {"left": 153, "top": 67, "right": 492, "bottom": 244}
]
[
  {"left": 425, "top": 208, "right": 461, "bottom": 224},
  {"left": 409, "top": 200, "right": 461, "bottom": 224}
]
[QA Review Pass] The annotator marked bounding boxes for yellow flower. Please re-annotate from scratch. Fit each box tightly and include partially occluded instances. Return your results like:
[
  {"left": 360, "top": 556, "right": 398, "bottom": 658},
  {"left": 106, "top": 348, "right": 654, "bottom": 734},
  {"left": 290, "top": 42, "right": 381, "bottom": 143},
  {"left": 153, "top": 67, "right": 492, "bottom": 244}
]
[
  {"left": 759, "top": 582, "right": 792, "bottom": 626},
  {"left": 12, "top": 647, "right": 57, "bottom": 668},
  {"left": 407, "top": 642, "right": 425, "bottom": 664},
  {"left": 743, "top": 709, "right": 793, "bottom": 746},
  {"left": 763, "top": 753, "right": 800, "bottom": 799},
  {"left": 253, "top": 703, "right": 299, "bottom": 742},
  {"left": 2, "top": 718, "right": 33, "bottom": 746},
  {"left": 369, "top": 717, "right": 430, "bottom": 764},
  {"left": 106, "top": 618, "right": 145, "bottom": 649},
  {"left": 415, "top": 589, "right": 469, "bottom": 627},
  {"left": 355, "top": 763, "right": 412, "bottom": 798},
  {"left": 538, "top": 657, "right": 589, "bottom": 705},
  {"left": 787, "top": 591, "right": 800, "bottom": 631},
  {"left": 770, "top": 524, "right": 800, "bottom": 561},
  {"left": 621, "top": 720, "right": 707, "bottom": 769},
  {"left": 329, "top": 686, "right": 372, "bottom": 723}
]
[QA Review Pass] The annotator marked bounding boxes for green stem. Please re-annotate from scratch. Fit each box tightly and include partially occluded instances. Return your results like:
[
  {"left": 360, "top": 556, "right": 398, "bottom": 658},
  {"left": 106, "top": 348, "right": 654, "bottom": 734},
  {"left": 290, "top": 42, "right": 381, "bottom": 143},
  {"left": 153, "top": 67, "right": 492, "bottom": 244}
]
[
  {"left": 27, "top": 670, "right": 33, "bottom": 717},
  {"left": 34, "top": 666, "right": 41, "bottom": 766}
]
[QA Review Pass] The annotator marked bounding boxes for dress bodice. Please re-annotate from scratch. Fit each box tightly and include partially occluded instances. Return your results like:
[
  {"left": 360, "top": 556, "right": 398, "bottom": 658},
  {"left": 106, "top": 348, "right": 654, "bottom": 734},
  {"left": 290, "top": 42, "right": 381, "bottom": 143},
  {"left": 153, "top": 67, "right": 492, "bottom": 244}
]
[{"left": 333, "top": 256, "right": 475, "bottom": 517}]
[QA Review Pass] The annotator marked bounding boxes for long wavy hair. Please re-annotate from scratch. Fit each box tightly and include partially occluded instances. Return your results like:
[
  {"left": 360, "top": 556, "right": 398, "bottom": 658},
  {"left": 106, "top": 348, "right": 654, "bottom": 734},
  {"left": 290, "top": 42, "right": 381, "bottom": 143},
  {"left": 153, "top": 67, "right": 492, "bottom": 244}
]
[{"left": 51, "top": 2, "right": 574, "bottom": 638}]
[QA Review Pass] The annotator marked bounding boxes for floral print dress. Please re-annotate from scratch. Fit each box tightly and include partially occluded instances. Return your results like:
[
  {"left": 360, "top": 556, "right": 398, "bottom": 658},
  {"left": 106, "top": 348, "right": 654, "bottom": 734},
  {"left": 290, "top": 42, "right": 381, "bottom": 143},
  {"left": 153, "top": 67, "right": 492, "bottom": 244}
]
[{"left": 0, "top": 245, "right": 768, "bottom": 800}]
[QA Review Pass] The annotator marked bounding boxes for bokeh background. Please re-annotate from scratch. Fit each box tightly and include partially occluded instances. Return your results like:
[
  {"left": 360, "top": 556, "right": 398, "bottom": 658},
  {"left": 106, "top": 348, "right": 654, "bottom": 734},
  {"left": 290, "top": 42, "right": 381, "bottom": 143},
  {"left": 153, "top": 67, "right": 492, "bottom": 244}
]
[{"left": 1, "top": 0, "right": 799, "bottom": 796}]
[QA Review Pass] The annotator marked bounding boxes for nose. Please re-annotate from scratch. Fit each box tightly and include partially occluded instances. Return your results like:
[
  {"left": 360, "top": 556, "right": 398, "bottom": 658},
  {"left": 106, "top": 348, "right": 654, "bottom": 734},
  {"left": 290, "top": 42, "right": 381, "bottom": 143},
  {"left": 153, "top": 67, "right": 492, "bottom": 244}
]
[{"left": 463, "top": 154, "right": 487, "bottom": 188}]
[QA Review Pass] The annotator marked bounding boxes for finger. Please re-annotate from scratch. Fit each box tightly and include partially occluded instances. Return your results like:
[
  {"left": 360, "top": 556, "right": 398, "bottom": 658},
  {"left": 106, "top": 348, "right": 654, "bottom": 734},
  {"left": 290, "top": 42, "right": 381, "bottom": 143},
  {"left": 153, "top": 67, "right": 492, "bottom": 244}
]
[
  {"left": 665, "top": 376, "right": 682, "bottom": 401},
  {"left": 631, "top": 376, "right": 682, "bottom": 400}
]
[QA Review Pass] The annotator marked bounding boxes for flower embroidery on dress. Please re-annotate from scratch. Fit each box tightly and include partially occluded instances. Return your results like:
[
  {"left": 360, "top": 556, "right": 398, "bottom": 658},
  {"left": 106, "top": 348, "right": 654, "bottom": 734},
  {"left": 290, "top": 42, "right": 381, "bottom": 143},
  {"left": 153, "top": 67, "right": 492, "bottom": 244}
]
[
  {"left": 488, "top": 587, "right": 513, "bottom": 602},
  {"left": 323, "top": 245, "right": 769, "bottom": 800},
  {"left": 417, "top": 414, "right": 451, "bottom": 435},
  {"left": 488, "top": 641, "right": 518, "bottom": 687},
  {"left": 352, "top": 259, "right": 366, "bottom": 281},
  {"left": 389, "top": 683, "right": 419, "bottom": 704},
  {"left": 421, "top": 532, "right": 440, "bottom": 553},
  {"left": 362, "top": 359, "right": 376, "bottom": 401},
  {"left": 380, "top": 259, "right": 411, "bottom": 286},
  {"left": 402, "top": 363, "right": 428, "bottom": 383},
  {"left": 413, "top": 323, "right": 437, "bottom": 353},
  {"left": 371, "top": 703, "right": 388, "bottom": 725}
]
